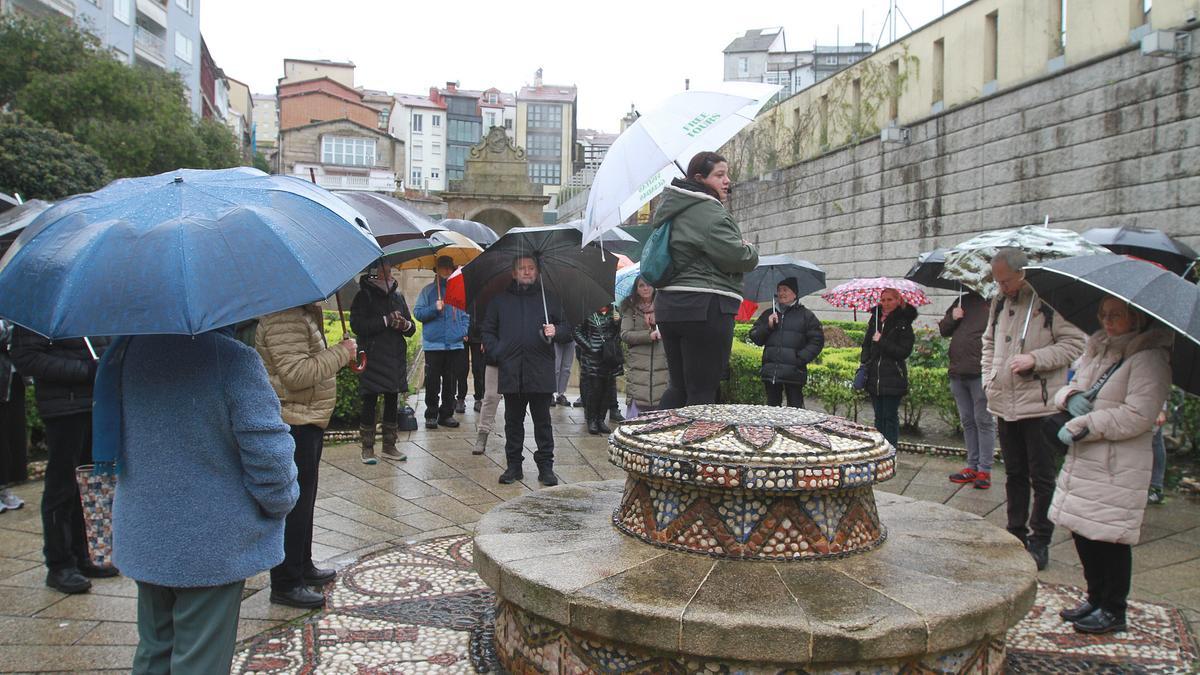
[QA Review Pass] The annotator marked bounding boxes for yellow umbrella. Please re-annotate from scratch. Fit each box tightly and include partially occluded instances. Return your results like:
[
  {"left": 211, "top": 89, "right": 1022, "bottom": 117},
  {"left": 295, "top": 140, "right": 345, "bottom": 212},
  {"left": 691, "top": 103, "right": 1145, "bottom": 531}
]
[{"left": 394, "top": 230, "right": 482, "bottom": 271}]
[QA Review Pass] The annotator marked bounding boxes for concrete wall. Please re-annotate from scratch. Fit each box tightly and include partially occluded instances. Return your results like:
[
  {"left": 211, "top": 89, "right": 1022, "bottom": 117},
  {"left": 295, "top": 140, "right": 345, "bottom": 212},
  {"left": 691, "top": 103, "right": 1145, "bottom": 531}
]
[{"left": 729, "top": 41, "right": 1200, "bottom": 325}]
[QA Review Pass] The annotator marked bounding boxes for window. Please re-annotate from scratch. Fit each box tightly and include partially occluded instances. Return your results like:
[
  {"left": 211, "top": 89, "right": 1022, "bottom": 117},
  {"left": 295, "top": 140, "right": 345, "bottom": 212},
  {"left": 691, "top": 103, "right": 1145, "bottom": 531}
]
[
  {"left": 447, "top": 145, "right": 468, "bottom": 168},
  {"left": 174, "top": 32, "right": 193, "bottom": 63},
  {"left": 430, "top": 168, "right": 440, "bottom": 180},
  {"left": 932, "top": 38, "right": 945, "bottom": 103},
  {"left": 448, "top": 119, "right": 481, "bottom": 143},
  {"left": 432, "top": 142, "right": 441, "bottom": 155},
  {"left": 527, "top": 132, "right": 561, "bottom": 158},
  {"left": 485, "top": 111, "right": 498, "bottom": 128},
  {"left": 412, "top": 142, "right": 423, "bottom": 161},
  {"left": 431, "top": 114, "right": 441, "bottom": 127},
  {"left": 528, "top": 161, "right": 561, "bottom": 185},
  {"left": 447, "top": 97, "right": 476, "bottom": 115},
  {"left": 411, "top": 168, "right": 422, "bottom": 185},
  {"left": 412, "top": 114, "right": 423, "bottom": 132},
  {"left": 504, "top": 118, "right": 513, "bottom": 130},
  {"left": 378, "top": 108, "right": 390, "bottom": 129},
  {"left": 114, "top": 0, "right": 130, "bottom": 24},
  {"left": 448, "top": 169, "right": 464, "bottom": 181},
  {"left": 984, "top": 11, "right": 999, "bottom": 84},
  {"left": 487, "top": 92, "right": 498, "bottom": 104},
  {"left": 321, "top": 136, "right": 377, "bottom": 166},
  {"left": 738, "top": 57, "right": 748, "bottom": 76},
  {"left": 526, "top": 104, "right": 562, "bottom": 129},
  {"left": 176, "top": 0, "right": 192, "bottom": 13},
  {"left": 824, "top": 55, "right": 839, "bottom": 65}
]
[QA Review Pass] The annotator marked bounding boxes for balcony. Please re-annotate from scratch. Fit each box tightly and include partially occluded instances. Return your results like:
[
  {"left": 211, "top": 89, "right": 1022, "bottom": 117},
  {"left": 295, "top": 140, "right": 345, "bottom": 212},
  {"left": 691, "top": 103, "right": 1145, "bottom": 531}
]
[
  {"left": 136, "top": 0, "right": 168, "bottom": 27},
  {"left": 134, "top": 26, "right": 166, "bottom": 67},
  {"left": 293, "top": 165, "right": 397, "bottom": 193},
  {"left": 8, "top": 0, "right": 73, "bottom": 18}
]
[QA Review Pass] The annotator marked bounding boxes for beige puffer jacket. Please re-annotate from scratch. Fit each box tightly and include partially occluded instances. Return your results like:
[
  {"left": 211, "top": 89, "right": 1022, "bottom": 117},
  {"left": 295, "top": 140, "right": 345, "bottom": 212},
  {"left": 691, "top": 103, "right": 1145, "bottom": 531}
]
[
  {"left": 620, "top": 307, "right": 668, "bottom": 408},
  {"left": 981, "top": 285, "right": 1086, "bottom": 421},
  {"left": 255, "top": 304, "right": 347, "bottom": 429},
  {"left": 1048, "top": 327, "right": 1173, "bottom": 545}
]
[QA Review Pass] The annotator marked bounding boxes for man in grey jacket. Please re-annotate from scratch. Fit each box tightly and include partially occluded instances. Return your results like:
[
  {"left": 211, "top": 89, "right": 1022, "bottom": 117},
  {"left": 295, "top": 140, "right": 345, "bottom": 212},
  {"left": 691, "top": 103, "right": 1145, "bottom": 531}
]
[{"left": 981, "top": 248, "right": 1086, "bottom": 570}]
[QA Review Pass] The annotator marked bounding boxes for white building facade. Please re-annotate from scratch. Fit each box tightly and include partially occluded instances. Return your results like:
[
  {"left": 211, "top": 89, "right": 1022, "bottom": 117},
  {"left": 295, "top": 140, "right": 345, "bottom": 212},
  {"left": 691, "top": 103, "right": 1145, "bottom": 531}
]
[{"left": 390, "top": 93, "right": 448, "bottom": 193}]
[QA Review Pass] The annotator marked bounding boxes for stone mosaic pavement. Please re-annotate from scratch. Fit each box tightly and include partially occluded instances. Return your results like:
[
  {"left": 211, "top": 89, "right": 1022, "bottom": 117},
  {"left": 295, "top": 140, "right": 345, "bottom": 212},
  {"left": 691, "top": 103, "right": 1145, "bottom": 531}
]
[{"left": 0, "top": 398, "right": 1198, "bottom": 672}]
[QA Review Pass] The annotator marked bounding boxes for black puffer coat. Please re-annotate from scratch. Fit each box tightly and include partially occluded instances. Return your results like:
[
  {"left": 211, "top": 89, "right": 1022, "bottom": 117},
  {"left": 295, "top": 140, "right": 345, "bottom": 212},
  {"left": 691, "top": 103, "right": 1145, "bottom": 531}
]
[
  {"left": 350, "top": 276, "right": 416, "bottom": 395},
  {"left": 11, "top": 328, "right": 110, "bottom": 419},
  {"left": 748, "top": 302, "right": 824, "bottom": 386},
  {"left": 574, "top": 310, "right": 623, "bottom": 379},
  {"left": 481, "top": 281, "right": 571, "bottom": 395},
  {"left": 860, "top": 304, "right": 917, "bottom": 397}
]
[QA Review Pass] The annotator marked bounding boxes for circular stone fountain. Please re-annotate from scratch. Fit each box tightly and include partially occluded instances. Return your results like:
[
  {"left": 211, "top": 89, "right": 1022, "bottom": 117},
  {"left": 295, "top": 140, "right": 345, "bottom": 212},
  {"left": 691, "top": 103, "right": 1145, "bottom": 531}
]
[{"left": 474, "top": 405, "right": 1037, "bottom": 673}]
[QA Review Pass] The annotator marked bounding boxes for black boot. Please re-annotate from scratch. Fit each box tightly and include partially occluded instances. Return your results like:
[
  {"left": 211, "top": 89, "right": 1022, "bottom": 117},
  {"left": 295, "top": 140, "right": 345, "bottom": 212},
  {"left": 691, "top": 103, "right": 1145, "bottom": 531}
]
[
  {"left": 1072, "top": 608, "right": 1126, "bottom": 634},
  {"left": 498, "top": 465, "right": 523, "bottom": 484},
  {"left": 537, "top": 466, "right": 559, "bottom": 487},
  {"left": 606, "top": 378, "right": 624, "bottom": 422},
  {"left": 1060, "top": 601, "right": 1096, "bottom": 622}
]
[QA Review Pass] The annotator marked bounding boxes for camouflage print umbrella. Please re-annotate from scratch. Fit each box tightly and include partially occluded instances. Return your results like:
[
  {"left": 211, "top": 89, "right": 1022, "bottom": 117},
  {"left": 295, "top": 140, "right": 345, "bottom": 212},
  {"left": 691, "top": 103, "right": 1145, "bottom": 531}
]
[{"left": 941, "top": 224, "right": 1109, "bottom": 298}]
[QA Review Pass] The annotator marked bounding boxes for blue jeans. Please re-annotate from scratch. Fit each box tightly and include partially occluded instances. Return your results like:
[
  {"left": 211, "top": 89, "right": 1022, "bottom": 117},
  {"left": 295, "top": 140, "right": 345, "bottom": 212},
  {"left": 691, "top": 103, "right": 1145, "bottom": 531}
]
[
  {"left": 949, "top": 375, "right": 996, "bottom": 472},
  {"left": 872, "top": 395, "right": 902, "bottom": 448}
]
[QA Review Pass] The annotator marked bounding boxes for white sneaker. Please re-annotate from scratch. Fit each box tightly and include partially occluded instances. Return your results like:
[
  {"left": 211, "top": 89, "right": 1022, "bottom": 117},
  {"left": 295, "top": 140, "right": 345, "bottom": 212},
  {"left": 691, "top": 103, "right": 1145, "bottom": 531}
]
[{"left": 0, "top": 488, "right": 23, "bottom": 511}]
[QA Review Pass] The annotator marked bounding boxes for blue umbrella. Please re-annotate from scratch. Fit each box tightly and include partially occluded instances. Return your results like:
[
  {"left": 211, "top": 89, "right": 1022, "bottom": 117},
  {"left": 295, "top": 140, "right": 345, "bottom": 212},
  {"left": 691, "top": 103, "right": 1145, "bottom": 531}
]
[
  {"left": 0, "top": 167, "right": 382, "bottom": 338},
  {"left": 615, "top": 263, "right": 641, "bottom": 305}
]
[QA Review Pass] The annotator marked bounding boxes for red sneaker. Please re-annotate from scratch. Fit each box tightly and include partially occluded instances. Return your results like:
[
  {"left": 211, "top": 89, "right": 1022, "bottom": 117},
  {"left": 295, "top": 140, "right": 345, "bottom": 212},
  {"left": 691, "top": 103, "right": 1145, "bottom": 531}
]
[
  {"left": 949, "top": 468, "right": 977, "bottom": 484},
  {"left": 973, "top": 471, "right": 992, "bottom": 490}
]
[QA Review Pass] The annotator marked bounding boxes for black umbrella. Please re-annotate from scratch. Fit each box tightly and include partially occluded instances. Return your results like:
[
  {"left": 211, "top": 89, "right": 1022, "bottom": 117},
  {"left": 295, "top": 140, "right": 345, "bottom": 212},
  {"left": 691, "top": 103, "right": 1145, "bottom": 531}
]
[
  {"left": 742, "top": 255, "right": 826, "bottom": 303},
  {"left": 440, "top": 218, "right": 499, "bottom": 247},
  {"left": 904, "top": 248, "right": 963, "bottom": 292},
  {"left": 335, "top": 192, "right": 444, "bottom": 246},
  {"left": 0, "top": 199, "right": 52, "bottom": 261},
  {"left": 462, "top": 225, "right": 616, "bottom": 327},
  {"left": 559, "top": 219, "right": 640, "bottom": 255},
  {"left": 1082, "top": 226, "right": 1199, "bottom": 279},
  {"left": 1024, "top": 254, "right": 1200, "bottom": 395},
  {"left": 0, "top": 193, "right": 19, "bottom": 214}
]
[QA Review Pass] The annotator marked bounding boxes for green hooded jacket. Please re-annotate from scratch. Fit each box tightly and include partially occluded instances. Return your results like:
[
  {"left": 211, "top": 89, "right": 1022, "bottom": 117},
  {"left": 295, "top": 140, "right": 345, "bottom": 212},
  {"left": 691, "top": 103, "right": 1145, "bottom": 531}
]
[{"left": 649, "top": 182, "right": 758, "bottom": 298}]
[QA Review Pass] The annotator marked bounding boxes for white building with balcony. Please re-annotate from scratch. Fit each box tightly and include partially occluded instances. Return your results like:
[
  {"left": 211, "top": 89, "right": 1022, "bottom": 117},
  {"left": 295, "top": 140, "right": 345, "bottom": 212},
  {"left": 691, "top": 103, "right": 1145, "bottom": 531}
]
[{"left": 390, "top": 92, "right": 448, "bottom": 193}]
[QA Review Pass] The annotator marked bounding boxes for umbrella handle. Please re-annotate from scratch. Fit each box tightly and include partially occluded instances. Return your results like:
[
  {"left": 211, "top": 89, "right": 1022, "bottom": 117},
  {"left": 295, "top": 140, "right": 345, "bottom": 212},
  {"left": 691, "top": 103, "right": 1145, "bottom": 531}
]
[{"left": 353, "top": 351, "right": 368, "bottom": 373}]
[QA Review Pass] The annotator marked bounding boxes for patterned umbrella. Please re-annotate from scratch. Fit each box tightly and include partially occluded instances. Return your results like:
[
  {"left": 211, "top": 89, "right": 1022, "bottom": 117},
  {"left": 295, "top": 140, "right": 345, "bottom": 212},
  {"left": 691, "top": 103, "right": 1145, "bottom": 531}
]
[
  {"left": 821, "top": 277, "right": 930, "bottom": 312},
  {"left": 941, "top": 225, "right": 1108, "bottom": 298},
  {"left": 614, "top": 263, "right": 641, "bottom": 305}
]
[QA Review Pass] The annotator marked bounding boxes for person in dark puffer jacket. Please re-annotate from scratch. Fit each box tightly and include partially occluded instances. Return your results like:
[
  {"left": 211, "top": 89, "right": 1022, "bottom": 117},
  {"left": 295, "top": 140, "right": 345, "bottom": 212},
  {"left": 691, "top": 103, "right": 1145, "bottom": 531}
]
[
  {"left": 748, "top": 278, "right": 824, "bottom": 408},
  {"left": 859, "top": 289, "right": 917, "bottom": 448},
  {"left": 574, "top": 304, "right": 623, "bottom": 435}
]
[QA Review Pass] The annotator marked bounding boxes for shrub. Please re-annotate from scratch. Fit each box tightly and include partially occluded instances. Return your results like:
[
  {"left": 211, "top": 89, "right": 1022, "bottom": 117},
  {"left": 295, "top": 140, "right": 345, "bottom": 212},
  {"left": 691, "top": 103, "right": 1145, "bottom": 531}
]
[
  {"left": 720, "top": 340, "right": 766, "bottom": 405},
  {"left": 910, "top": 327, "right": 950, "bottom": 369},
  {"left": 822, "top": 326, "right": 855, "bottom": 348}
]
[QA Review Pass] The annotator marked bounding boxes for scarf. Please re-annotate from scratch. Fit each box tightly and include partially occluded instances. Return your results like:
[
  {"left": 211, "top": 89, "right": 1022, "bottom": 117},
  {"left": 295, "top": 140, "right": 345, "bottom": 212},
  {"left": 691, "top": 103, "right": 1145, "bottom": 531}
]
[{"left": 91, "top": 336, "right": 131, "bottom": 476}]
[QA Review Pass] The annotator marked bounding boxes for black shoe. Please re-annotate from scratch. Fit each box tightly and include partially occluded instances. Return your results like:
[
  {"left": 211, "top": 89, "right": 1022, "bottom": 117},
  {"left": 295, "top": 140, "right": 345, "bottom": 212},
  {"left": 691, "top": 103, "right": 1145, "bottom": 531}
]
[
  {"left": 46, "top": 568, "right": 91, "bottom": 594},
  {"left": 1027, "top": 542, "right": 1049, "bottom": 571},
  {"left": 455, "top": 399, "right": 466, "bottom": 414},
  {"left": 609, "top": 408, "right": 625, "bottom": 423},
  {"left": 303, "top": 566, "right": 336, "bottom": 586},
  {"left": 572, "top": 398, "right": 584, "bottom": 408},
  {"left": 555, "top": 394, "right": 570, "bottom": 407},
  {"left": 270, "top": 586, "right": 326, "bottom": 609},
  {"left": 596, "top": 420, "right": 611, "bottom": 434},
  {"left": 474, "top": 399, "right": 482, "bottom": 412},
  {"left": 1060, "top": 601, "right": 1096, "bottom": 622},
  {"left": 498, "top": 467, "right": 523, "bottom": 484},
  {"left": 587, "top": 419, "right": 602, "bottom": 435},
  {"left": 1072, "top": 608, "right": 1126, "bottom": 634},
  {"left": 78, "top": 563, "right": 119, "bottom": 579},
  {"left": 538, "top": 468, "right": 559, "bottom": 486},
  {"left": 425, "top": 419, "right": 438, "bottom": 429},
  {"left": 438, "top": 416, "right": 460, "bottom": 428}
]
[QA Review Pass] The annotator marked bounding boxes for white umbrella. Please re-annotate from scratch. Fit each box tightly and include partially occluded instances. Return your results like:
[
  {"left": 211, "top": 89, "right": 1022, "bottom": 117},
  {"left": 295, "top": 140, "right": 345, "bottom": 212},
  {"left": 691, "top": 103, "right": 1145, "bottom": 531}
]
[{"left": 581, "top": 82, "right": 780, "bottom": 246}]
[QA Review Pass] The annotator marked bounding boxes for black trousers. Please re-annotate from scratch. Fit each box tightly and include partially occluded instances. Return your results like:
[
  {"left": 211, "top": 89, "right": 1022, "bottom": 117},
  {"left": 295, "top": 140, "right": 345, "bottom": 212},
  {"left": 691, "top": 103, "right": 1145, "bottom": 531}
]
[
  {"left": 1073, "top": 532, "right": 1132, "bottom": 621},
  {"left": 0, "top": 376, "right": 28, "bottom": 485},
  {"left": 271, "top": 424, "right": 323, "bottom": 591},
  {"left": 657, "top": 300, "right": 735, "bottom": 409},
  {"left": 360, "top": 392, "right": 399, "bottom": 428},
  {"left": 997, "top": 417, "right": 1057, "bottom": 547},
  {"left": 424, "top": 349, "right": 465, "bottom": 421},
  {"left": 765, "top": 382, "right": 805, "bottom": 408},
  {"left": 41, "top": 412, "right": 91, "bottom": 571},
  {"left": 502, "top": 393, "right": 553, "bottom": 469},
  {"left": 460, "top": 342, "right": 485, "bottom": 402}
]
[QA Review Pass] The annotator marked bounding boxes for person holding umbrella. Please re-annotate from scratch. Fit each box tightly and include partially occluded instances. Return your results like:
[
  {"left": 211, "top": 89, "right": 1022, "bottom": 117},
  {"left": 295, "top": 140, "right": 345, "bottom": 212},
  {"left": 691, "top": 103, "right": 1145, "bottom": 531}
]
[
  {"left": 480, "top": 255, "right": 571, "bottom": 486},
  {"left": 413, "top": 255, "right": 470, "bottom": 429},
  {"left": 1048, "top": 297, "right": 1173, "bottom": 634},
  {"left": 350, "top": 261, "right": 416, "bottom": 464},
  {"left": 652, "top": 151, "right": 758, "bottom": 408},
  {"left": 859, "top": 289, "right": 917, "bottom": 447},
  {"left": 981, "top": 248, "right": 1086, "bottom": 571},
  {"left": 940, "top": 290, "right": 996, "bottom": 489},
  {"left": 748, "top": 277, "right": 824, "bottom": 408},
  {"left": 620, "top": 276, "right": 668, "bottom": 417}
]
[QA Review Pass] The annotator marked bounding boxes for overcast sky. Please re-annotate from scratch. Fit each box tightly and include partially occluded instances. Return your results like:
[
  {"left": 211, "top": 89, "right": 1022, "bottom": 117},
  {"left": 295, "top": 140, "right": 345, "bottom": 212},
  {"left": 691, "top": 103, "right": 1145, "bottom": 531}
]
[{"left": 202, "top": 0, "right": 970, "bottom": 131}]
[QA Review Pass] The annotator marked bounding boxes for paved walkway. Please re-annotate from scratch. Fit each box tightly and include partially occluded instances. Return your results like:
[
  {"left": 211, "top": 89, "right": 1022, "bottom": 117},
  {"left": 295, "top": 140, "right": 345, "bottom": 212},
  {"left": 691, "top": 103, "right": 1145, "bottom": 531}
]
[{"left": 0, "top": 400, "right": 1197, "bottom": 672}]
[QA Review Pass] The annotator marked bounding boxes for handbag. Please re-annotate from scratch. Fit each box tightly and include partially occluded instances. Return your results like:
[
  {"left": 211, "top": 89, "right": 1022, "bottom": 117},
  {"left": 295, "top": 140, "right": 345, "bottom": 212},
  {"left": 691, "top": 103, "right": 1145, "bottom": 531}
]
[
  {"left": 601, "top": 337, "right": 624, "bottom": 368},
  {"left": 1041, "top": 358, "right": 1124, "bottom": 455},
  {"left": 852, "top": 365, "right": 868, "bottom": 390},
  {"left": 75, "top": 465, "right": 116, "bottom": 568},
  {"left": 398, "top": 404, "right": 419, "bottom": 432}
]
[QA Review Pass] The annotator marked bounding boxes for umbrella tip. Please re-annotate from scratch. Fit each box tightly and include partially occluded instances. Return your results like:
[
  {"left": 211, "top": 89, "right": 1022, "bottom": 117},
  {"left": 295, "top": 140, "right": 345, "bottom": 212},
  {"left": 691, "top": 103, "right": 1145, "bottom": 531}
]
[{"left": 173, "top": 176, "right": 183, "bottom": 184}]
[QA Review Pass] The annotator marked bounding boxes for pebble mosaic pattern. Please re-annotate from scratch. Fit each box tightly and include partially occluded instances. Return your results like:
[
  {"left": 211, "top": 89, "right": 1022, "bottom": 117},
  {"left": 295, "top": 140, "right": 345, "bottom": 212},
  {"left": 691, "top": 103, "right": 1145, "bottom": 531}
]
[{"left": 230, "top": 535, "right": 1196, "bottom": 674}]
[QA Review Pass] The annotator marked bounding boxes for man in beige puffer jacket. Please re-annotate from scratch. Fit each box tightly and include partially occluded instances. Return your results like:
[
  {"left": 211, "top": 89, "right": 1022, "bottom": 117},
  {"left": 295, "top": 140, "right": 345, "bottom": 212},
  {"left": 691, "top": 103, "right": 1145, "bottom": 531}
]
[
  {"left": 980, "top": 248, "right": 1086, "bottom": 571},
  {"left": 256, "top": 303, "right": 356, "bottom": 609}
]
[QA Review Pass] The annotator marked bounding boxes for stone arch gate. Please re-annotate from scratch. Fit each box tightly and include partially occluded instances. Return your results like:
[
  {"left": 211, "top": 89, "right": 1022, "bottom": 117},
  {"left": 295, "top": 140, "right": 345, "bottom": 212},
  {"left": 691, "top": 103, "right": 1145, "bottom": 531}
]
[{"left": 440, "top": 127, "right": 550, "bottom": 236}]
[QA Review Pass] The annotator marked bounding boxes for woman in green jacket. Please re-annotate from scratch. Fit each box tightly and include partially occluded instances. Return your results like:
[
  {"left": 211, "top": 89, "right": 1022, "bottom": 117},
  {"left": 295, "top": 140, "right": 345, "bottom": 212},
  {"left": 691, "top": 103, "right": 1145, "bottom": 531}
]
[{"left": 650, "top": 152, "right": 758, "bottom": 407}]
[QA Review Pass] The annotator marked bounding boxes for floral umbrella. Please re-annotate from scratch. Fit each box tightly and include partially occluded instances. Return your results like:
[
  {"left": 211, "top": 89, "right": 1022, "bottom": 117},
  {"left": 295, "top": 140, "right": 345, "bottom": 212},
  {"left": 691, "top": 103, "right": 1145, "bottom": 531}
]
[
  {"left": 821, "top": 277, "right": 929, "bottom": 312},
  {"left": 941, "top": 224, "right": 1108, "bottom": 298}
]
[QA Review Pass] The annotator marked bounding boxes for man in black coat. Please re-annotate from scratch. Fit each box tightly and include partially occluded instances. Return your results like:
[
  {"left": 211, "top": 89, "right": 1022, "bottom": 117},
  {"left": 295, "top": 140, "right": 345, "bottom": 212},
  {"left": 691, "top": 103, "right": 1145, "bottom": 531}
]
[
  {"left": 11, "top": 329, "right": 113, "bottom": 594},
  {"left": 748, "top": 278, "right": 825, "bottom": 408},
  {"left": 480, "top": 255, "right": 571, "bottom": 486}
]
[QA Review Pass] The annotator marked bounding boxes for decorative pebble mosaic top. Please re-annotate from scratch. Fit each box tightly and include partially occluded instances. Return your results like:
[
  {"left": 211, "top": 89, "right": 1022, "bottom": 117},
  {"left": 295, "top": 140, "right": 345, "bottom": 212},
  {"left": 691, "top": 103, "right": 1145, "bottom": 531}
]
[{"left": 610, "top": 405, "right": 895, "bottom": 493}]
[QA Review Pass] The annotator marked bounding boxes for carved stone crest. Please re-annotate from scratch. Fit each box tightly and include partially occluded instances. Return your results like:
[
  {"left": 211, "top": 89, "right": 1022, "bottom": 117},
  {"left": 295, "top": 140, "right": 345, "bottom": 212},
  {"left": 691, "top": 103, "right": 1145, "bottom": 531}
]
[{"left": 469, "top": 127, "right": 526, "bottom": 161}]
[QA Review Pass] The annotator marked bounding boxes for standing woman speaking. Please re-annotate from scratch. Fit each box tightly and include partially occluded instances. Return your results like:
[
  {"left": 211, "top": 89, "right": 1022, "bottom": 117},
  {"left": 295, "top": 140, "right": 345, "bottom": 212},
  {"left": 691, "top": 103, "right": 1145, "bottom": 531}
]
[{"left": 651, "top": 151, "right": 758, "bottom": 408}]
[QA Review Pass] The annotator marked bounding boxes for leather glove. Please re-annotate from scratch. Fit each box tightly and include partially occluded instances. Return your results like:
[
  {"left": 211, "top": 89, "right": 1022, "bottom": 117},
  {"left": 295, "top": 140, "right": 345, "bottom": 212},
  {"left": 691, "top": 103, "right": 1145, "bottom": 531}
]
[
  {"left": 1066, "top": 393, "right": 1093, "bottom": 417},
  {"left": 1056, "top": 425, "right": 1076, "bottom": 447}
]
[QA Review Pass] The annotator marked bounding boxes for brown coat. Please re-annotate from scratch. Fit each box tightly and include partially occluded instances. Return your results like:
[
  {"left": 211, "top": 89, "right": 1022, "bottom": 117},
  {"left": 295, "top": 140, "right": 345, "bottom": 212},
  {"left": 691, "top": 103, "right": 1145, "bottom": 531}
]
[
  {"left": 255, "top": 305, "right": 347, "bottom": 429},
  {"left": 981, "top": 285, "right": 1086, "bottom": 421},
  {"left": 620, "top": 308, "right": 668, "bottom": 408},
  {"left": 1048, "top": 328, "right": 1173, "bottom": 545}
]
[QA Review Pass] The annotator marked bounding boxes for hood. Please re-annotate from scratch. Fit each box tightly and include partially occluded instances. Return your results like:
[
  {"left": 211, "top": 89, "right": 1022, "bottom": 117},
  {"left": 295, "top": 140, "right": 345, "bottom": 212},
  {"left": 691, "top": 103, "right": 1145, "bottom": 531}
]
[
  {"left": 650, "top": 182, "right": 722, "bottom": 227},
  {"left": 873, "top": 303, "right": 918, "bottom": 326},
  {"left": 1086, "top": 325, "right": 1174, "bottom": 359}
]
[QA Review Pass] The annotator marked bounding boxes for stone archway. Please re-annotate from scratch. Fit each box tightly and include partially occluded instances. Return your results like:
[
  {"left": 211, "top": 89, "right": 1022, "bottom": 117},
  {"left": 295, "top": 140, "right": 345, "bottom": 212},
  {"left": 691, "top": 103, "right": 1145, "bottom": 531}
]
[{"left": 469, "top": 207, "right": 525, "bottom": 236}]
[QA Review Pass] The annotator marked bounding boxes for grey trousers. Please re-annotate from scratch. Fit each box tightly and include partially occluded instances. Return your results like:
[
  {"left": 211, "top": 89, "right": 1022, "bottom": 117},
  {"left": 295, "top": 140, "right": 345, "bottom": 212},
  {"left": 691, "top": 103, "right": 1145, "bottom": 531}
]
[
  {"left": 949, "top": 375, "right": 996, "bottom": 472},
  {"left": 133, "top": 578, "right": 245, "bottom": 675},
  {"left": 477, "top": 365, "right": 502, "bottom": 434},
  {"left": 553, "top": 342, "right": 575, "bottom": 396}
]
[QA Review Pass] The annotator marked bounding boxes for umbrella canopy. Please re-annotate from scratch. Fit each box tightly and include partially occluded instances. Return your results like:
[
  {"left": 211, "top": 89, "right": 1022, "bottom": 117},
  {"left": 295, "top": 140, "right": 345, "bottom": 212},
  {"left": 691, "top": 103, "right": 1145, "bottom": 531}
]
[
  {"left": 581, "top": 82, "right": 780, "bottom": 245},
  {"left": 0, "top": 193, "right": 19, "bottom": 214},
  {"left": 821, "top": 277, "right": 930, "bottom": 312},
  {"left": 560, "top": 219, "right": 641, "bottom": 255},
  {"left": 742, "top": 255, "right": 826, "bottom": 303},
  {"left": 445, "top": 267, "right": 466, "bottom": 310},
  {"left": 904, "top": 248, "right": 964, "bottom": 292},
  {"left": 941, "top": 224, "right": 1108, "bottom": 298},
  {"left": 1081, "top": 225, "right": 1199, "bottom": 278},
  {"left": 0, "top": 199, "right": 52, "bottom": 260},
  {"left": 0, "top": 167, "right": 381, "bottom": 338},
  {"left": 462, "top": 225, "right": 616, "bottom": 326},
  {"left": 439, "top": 219, "right": 499, "bottom": 247},
  {"left": 335, "top": 191, "right": 443, "bottom": 246},
  {"left": 393, "top": 230, "right": 482, "bottom": 270},
  {"left": 1024, "top": 254, "right": 1200, "bottom": 395},
  {"left": 615, "top": 263, "right": 641, "bottom": 306}
]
